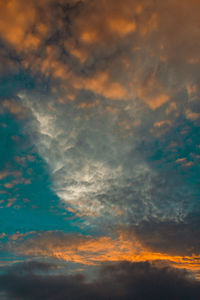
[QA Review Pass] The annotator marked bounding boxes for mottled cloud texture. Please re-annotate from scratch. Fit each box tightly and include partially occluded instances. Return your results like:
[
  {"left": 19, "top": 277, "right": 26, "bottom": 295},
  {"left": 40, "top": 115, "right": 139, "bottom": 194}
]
[
  {"left": 1, "top": 261, "right": 200, "bottom": 300},
  {"left": 0, "top": 0, "right": 200, "bottom": 298}
]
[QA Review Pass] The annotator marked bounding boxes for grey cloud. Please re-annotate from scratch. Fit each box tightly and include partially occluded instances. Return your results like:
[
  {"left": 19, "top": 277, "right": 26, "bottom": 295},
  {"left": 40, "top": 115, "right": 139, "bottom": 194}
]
[
  {"left": 132, "top": 214, "right": 200, "bottom": 256},
  {"left": 0, "top": 261, "right": 200, "bottom": 300},
  {"left": 18, "top": 92, "right": 194, "bottom": 231}
]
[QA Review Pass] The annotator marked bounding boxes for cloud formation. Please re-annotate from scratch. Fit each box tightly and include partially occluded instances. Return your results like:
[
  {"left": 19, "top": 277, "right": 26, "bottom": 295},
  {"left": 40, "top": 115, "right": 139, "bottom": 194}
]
[
  {"left": 0, "top": 261, "right": 200, "bottom": 300},
  {"left": 0, "top": 0, "right": 200, "bottom": 107},
  {"left": 3, "top": 230, "right": 200, "bottom": 278},
  {"left": 0, "top": 0, "right": 200, "bottom": 293},
  {"left": 18, "top": 91, "right": 199, "bottom": 231}
]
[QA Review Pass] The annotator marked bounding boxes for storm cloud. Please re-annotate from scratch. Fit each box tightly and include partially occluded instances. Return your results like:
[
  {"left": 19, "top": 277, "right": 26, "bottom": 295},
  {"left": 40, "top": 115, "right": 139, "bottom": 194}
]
[{"left": 1, "top": 261, "right": 200, "bottom": 300}]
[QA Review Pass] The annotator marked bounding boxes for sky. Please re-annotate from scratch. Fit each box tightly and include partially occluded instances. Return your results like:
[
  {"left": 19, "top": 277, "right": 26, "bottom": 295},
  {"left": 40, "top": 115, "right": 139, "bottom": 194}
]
[{"left": 0, "top": 0, "right": 200, "bottom": 299}]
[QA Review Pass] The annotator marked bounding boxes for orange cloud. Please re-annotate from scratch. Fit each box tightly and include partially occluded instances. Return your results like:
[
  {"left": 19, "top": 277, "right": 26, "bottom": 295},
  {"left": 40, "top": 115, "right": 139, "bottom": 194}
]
[
  {"left": 6, "top": 197, "right": 17, "bottom": 208},
  {"left": 176, "top": 158, "right": 186, "bottom": 163},
  {"left": 108, "top": 18, "right": 136, "bottom": 36},
  {"left": 4, "top": 183, "right": 14, "bottom": 189},
  {"left": 0, "top": 0, "right": 197, "bottom": 112},
  {"left": 72, "top": 71, "right": 128, "bottom": 100},
  {"left": 80, "top": 29, "right": 99, "bottom": 44},
  {"left": 139, "top": 13, "right": 158, "bottom": 36},
  {"left": 0, "top": 0, "right": 199, "bottom": 114},
  {"left": 187, "top": 84, "right": 198, "bottom": 97},
  {"left": 137, "top": 74, "right": 170, "bottom": 110},
  {"left": 2, "top": 100, "right": 26, "bottom": 118},
  {"left": 64, "top": 39, "right": 88, "bottom": 63},
  {"left": 0, "top": 171, "right": 10, "bottom": 180},
  {"left": 0, "top": 0, "right": 36, "bottom": 51},
  {"left": 186, "top": 110, "right": 199, "bottom": 121},
  {"left": 73, "top": 0, "right": 157, "bottom": 47},
  {"left": 12, "top": 231, "right": 200, "bottom": 278},
  {"left": 154, "top": 120, "right": 171, "bottom": 127},
  {"left": 0, "top": 170, "right": 22, "bottom": 180}
]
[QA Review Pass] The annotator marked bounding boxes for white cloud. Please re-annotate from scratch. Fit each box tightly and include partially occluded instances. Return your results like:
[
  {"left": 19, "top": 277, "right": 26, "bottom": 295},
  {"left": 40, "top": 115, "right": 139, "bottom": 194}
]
[{"left": 19, "top": 93, "right": 194, "bottom": 230}]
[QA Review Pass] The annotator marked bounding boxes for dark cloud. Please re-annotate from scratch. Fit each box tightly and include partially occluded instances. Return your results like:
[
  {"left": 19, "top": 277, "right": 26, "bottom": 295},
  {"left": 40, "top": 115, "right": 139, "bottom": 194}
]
[
  {"left": 5, "top": 261, "right": 58, "bottom": 274},
  {"left": 133, "top": 214, "right": 200, "bottom": 256},
  {"left": 0, "top": 261, "right": 200, "bottom": 300}
]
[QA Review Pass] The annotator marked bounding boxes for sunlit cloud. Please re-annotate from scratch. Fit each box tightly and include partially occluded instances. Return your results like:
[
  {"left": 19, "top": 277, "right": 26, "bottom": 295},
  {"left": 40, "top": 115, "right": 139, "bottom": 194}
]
[{"left": 4, "top": 230, "right": 200, "bottom": 278}]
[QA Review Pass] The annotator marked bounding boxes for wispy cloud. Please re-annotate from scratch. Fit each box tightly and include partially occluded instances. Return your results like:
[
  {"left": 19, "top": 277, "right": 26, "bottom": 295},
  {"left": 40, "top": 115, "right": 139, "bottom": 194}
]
[{"left": 3, "top": 230, "right": 200, "bottom": 278}]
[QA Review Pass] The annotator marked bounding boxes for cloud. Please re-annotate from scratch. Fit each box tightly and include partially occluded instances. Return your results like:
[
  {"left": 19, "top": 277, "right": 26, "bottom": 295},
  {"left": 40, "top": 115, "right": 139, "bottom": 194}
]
[
  {"left": 0, "top": 1, "right": 200, "bottom": 290},
  {"left": 71, "top": 70, "right": 128, "bottom": 100},
  {"left": 17, "top": 88, "right": 200, "bottom": 233},
  {"left": 5, "top": 260, "right": 58, "bottom": 274},
  {"left": 3, "top": 230, "right": 200, "bottom": 277},
  {"left": 1, "top": 0, "right": 199, "bottom": 108},
  {"left": 0, "top": 261, "right": 200, "bottom": 300},
  {"left": 0, "top": 46, "right": 19, "bottom": 77},
  {"left": 0, "top": 0, "right": 43, "bottom": 56},
  {"left": 1, "top": 99, "right": 27, "bottom": 118},
  {"left": 133, "top": 215, "right": 200, "bottom": 257}
]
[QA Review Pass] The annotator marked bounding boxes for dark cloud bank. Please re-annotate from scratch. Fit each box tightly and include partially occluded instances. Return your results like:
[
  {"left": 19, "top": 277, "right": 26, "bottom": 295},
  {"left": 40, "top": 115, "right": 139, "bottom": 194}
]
[{"left": 1, "top": 261, "right": 200, "bottom": 300}]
